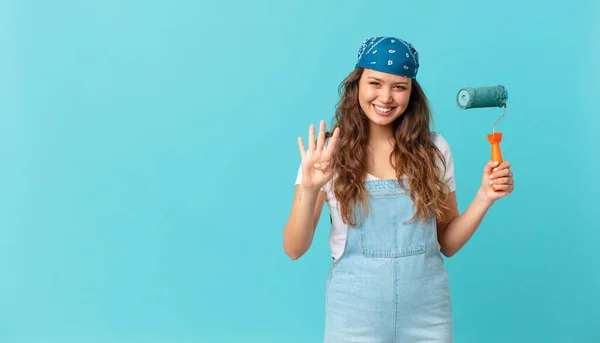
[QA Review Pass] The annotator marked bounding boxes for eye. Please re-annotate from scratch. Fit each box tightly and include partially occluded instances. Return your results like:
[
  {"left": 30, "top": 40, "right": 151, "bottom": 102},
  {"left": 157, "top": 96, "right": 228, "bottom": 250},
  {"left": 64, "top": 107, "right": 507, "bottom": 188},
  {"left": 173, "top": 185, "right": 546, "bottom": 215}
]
[
  {"left": 369, "top": 82, "right": 381, "bottom": 86},
  {"left": 394, "top": 85, "right": 406, "bottom": 90}
]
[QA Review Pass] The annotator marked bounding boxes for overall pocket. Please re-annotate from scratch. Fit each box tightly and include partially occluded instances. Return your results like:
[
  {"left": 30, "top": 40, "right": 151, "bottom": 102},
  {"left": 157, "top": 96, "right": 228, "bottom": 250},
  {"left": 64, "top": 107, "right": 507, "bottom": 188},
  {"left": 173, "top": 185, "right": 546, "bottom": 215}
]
[{"left": 359, "top": 193, "right": 426, "bottom": 258}]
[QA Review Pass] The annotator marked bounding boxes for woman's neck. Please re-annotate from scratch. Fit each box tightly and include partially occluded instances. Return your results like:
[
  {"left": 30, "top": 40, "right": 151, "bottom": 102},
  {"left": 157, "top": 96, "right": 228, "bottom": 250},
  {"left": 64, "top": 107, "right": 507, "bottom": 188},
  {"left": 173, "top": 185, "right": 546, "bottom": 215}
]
[{"left": 368, "top": 123, "right": 394, "bottom": 147}]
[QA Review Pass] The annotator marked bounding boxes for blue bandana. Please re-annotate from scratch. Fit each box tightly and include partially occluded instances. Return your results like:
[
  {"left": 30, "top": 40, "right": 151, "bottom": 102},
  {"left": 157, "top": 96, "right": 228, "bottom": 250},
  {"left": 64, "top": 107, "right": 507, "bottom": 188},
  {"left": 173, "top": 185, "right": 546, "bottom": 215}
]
[{"left": 355, "top": 37, "right": 420, "bottom": 79}]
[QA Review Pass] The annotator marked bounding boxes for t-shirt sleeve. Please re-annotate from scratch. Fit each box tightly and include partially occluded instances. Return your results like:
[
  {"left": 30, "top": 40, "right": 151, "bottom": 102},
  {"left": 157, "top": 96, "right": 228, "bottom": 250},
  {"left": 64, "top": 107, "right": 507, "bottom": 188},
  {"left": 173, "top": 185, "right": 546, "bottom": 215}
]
[{"left": 433, "top": 133, "right": 456, "bottom": 193}]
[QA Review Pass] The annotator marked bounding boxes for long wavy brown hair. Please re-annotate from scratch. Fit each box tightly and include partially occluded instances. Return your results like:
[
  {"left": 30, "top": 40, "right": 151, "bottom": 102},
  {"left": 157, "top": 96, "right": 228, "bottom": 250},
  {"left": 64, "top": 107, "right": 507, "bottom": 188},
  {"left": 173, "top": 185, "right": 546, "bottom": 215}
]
[{"left": 326, "top": 67, "right": 450, "bottom": 227}]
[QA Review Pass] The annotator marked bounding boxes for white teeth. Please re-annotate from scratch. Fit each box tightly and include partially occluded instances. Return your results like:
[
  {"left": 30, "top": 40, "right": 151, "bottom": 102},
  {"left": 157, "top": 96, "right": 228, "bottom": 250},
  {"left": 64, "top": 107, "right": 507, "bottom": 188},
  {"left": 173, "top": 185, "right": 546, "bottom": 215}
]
[{"left": 374, "top": 105, "right": 392, "bottom": 112}]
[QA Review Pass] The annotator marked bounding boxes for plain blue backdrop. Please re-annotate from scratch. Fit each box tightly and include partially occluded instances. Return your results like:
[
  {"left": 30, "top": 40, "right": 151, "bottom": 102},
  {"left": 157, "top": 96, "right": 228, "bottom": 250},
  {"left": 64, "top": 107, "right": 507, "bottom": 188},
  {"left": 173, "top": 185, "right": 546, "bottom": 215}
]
[{"left": 1, "top": 0, "right": 599, "bottom": 342}]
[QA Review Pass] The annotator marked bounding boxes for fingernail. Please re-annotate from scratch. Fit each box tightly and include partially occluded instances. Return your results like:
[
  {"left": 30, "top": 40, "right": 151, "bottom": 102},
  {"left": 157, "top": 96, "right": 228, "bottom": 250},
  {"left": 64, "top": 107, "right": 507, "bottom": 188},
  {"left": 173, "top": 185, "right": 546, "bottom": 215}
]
[
  {"left": 493, "top": 161, "right": 499, "bottom": 165},
  {"left": 493, "top": 168, "right": 497, "bottom": 172},
  {"left": 314, "top": 163, "right": 320, "bottom": 168},
  {"left": 489, "top": 180, "right": 493, "bottom": 185},
  {"left": 490, "top": 174, "right": 494, "bottom": 179}
]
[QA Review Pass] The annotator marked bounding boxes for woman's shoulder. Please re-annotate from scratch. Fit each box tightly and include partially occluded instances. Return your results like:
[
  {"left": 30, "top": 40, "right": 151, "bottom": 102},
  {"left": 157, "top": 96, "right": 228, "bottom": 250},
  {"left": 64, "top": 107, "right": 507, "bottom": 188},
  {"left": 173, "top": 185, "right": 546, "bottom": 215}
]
[{"left": 430, "top": 131, "right": 452, "bottom": 154}]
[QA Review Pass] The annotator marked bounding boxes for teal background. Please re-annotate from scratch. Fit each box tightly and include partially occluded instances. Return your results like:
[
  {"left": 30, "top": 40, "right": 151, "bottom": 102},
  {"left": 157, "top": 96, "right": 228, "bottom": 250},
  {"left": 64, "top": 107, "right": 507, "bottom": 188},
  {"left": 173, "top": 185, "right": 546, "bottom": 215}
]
[{"left": 1, "top": 0, "right": 599, "bottom": 342}]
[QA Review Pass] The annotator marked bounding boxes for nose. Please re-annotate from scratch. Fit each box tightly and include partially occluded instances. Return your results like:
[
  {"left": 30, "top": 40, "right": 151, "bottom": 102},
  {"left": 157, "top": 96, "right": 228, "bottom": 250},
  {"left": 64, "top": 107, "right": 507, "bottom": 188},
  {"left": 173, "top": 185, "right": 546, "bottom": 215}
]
[{"left": 379, "top": 88, "right": 393, "bottom": 103}]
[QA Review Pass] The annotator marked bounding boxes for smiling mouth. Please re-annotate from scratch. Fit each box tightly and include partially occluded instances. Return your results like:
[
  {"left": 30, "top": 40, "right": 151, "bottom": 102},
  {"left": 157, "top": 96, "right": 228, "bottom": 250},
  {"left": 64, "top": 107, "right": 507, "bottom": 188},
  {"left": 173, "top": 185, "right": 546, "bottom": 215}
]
[{"left": 372, "top": 104, "right": 395, "bottom": 115}]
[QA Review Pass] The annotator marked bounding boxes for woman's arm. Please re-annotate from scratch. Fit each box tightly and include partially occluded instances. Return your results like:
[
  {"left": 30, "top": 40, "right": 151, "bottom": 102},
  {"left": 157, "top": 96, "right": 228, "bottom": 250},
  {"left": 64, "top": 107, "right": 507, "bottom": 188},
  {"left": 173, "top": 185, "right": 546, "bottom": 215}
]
[
  {"left": 436, "top": 160, "right": 514, "bottom": 257},
  {"left": 283, "top": 121, "right": 339, "bottom": 260},
  {"left": 283, "top": 187, "right": 327, "bottom": 260},
  {"left": 436, "top": 190, "right": 492, "bottom": 257}
]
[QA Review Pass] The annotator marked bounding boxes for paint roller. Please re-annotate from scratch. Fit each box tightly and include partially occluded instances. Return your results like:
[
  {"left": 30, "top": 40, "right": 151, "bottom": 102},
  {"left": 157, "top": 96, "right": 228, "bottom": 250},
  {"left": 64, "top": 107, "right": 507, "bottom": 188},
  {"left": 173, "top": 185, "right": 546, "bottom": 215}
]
[
  {"left": 456, "top": 85, "right": 508, "bottom": 190},
  {"left": 456, "top": 85, "right": 507, "bottom": 163}
]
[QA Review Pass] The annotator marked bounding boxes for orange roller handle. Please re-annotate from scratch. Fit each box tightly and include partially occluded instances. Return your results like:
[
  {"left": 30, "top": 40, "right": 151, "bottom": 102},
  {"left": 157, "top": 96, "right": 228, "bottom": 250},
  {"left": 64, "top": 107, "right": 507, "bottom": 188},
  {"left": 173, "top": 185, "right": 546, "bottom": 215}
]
[
  {"left": 487, "top": 132, "right": 503, "bottom": 192},
  {"left": 487, "top": 132, "right": 503, "bottom": 164}
]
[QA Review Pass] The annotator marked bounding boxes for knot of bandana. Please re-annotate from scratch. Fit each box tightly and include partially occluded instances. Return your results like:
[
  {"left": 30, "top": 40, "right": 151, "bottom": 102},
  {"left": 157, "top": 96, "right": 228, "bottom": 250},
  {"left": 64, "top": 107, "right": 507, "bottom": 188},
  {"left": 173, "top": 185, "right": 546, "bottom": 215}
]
[{"left": 355, "top": 37, "right": 420, "bottom": 79}]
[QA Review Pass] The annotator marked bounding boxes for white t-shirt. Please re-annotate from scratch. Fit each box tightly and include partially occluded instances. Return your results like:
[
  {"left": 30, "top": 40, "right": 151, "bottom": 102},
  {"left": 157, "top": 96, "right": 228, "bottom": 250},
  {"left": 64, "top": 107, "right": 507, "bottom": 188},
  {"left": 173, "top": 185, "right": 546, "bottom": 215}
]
[{"left": 294, "top": 132, "right": 456, "bottom": 260}]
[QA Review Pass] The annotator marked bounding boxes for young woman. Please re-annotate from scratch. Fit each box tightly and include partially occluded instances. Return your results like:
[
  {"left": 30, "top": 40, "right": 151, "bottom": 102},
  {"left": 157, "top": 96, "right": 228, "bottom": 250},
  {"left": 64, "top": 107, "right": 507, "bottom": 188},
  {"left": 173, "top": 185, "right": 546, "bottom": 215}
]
[{"left": 282, "top": 36, "right": 514, "bottom": 342}]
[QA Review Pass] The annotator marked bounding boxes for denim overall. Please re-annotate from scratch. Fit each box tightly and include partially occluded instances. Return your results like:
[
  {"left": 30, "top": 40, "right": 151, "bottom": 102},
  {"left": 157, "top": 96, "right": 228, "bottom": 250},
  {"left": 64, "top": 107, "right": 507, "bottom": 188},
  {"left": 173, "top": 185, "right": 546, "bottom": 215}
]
[{"left": 324, "top": 179, "right": 452, "bottom": 342}]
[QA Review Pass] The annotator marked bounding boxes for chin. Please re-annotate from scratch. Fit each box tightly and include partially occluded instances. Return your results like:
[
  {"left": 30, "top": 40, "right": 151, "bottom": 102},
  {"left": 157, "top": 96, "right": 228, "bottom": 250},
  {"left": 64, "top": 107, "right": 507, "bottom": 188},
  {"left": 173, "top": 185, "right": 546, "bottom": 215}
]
[{"left": 368, "top": 116, "right": 395, "bottom": 127}]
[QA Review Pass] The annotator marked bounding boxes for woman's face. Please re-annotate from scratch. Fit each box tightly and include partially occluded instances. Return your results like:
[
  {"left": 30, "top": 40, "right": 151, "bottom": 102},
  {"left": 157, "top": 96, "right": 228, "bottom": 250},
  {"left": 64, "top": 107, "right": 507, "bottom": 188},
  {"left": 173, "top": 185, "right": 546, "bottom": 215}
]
[{"left": 358, "top": 68, "right": 412, "bottom": 127}]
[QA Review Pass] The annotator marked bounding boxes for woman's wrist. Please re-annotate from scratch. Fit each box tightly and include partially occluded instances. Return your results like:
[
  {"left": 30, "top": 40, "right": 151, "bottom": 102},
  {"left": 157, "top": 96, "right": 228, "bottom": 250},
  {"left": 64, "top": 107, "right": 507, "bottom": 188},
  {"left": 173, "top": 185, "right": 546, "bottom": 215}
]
[{"left": 475, "top": 187, "right": 495, "bottom": 209}]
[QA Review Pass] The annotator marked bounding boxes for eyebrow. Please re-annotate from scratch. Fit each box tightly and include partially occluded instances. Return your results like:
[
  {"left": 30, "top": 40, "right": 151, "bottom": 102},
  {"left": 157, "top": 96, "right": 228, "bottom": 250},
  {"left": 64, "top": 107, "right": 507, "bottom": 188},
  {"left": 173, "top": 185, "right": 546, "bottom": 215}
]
[{"left": 367, "top": 77, "right": 409, "bottom": 85}]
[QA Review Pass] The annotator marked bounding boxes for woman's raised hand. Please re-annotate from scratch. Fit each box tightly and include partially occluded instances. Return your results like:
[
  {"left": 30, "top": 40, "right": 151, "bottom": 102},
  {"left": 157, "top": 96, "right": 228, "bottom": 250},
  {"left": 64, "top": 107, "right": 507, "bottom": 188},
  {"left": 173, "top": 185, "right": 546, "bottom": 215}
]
[{"left": 297, "top": 120, "right": 340, "bottom": 191}]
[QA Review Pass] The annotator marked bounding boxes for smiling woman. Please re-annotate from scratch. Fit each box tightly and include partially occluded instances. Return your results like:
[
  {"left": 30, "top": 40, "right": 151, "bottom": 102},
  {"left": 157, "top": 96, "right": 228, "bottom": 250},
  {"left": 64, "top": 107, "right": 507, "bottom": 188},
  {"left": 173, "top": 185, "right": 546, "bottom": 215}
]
[
  {"left": 360, "top": 71, "right": 412, "bottom": 123},
  {"left": 282, "top": 36, "right": 515, "bottom": 342}
]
